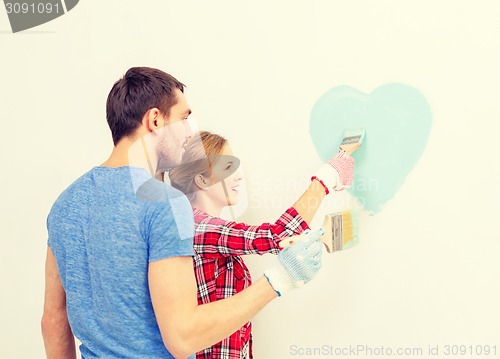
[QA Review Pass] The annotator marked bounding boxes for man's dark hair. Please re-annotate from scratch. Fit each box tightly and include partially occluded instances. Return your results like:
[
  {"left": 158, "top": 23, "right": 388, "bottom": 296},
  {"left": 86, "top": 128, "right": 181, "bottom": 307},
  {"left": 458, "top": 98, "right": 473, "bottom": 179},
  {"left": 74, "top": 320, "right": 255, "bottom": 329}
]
[{"left": 106, "top": 67, "right": 185, "bottom": 145}]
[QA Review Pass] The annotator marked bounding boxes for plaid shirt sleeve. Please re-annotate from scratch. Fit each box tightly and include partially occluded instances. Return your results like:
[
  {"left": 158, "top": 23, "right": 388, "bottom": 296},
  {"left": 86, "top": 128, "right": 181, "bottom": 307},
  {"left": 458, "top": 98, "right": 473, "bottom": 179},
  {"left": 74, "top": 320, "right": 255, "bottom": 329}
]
[{"left": 193, "top": 207, "right": 310, "bottom": 258}]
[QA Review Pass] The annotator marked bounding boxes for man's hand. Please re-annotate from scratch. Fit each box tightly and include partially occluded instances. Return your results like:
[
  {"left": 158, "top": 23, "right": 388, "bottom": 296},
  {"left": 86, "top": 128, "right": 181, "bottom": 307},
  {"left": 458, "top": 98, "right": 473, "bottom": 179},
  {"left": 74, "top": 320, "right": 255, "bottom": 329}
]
[{"left": 264, "top": 228, "right": 324, "bottom": 296}]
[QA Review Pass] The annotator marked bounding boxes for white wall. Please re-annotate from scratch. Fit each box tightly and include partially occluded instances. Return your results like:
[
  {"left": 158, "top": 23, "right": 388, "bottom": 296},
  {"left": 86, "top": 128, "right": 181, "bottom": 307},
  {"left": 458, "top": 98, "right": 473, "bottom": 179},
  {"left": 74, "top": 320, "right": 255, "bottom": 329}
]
[{"left": 1, "top": 1, "right": 499, "bottom": 358}]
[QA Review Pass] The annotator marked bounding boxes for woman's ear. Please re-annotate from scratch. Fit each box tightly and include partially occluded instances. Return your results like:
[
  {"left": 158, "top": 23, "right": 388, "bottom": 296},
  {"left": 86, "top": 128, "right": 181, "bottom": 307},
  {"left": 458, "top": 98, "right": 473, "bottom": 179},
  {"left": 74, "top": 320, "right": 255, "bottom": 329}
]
[{"left": 194, "top": 174, "right": 209, "bottom": 190}]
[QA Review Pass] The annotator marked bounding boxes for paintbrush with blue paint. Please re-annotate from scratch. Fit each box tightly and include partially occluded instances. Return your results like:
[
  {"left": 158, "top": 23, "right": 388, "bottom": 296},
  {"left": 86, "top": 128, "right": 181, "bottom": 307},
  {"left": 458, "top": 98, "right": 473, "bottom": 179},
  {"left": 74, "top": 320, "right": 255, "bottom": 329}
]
[{"left": 339, "top": 127, "right": 365, "bottom": 155}]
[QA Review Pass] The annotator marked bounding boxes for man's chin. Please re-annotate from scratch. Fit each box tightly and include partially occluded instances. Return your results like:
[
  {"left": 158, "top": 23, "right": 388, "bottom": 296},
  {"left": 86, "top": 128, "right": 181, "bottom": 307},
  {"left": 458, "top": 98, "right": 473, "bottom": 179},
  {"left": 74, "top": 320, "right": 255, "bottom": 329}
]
[{"left": 158, "top": 157, "right": 183, "bottom": 173}]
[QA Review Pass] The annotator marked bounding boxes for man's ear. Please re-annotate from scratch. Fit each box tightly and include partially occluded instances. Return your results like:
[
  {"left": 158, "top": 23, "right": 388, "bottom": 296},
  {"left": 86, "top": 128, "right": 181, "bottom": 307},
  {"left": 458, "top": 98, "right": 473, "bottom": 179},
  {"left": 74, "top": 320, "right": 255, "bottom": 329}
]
[
  {"left": 194, "top": 174, "right": 209, "bottom": 190},
  {"left": 143, "top": 108, "right": 164, "bottom": 132}
]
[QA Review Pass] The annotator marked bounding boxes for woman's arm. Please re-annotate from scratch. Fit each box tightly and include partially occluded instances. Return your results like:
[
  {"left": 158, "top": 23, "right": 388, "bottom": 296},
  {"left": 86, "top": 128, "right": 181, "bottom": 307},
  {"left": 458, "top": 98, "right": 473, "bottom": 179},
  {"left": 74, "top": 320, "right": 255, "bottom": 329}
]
[
  {"left": 292, "top": 177, "right": 327, "bottom": 225},
  {"left": 193, "top": 207, "right": 309, "bottom": 258},
  {"left": 195, "top": 150, "right": 356, "bottom": 258},
  {"left": 294, "top": 149, "right": 357, "bottom": 223}
]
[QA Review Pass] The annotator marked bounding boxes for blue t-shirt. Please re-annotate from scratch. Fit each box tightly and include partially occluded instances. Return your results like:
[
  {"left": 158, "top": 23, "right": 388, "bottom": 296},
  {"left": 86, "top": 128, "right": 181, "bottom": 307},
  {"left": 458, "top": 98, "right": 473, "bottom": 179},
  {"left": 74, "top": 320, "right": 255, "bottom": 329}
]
[{"left": 47, "top": 166, "right": 195, "bottom": 358}]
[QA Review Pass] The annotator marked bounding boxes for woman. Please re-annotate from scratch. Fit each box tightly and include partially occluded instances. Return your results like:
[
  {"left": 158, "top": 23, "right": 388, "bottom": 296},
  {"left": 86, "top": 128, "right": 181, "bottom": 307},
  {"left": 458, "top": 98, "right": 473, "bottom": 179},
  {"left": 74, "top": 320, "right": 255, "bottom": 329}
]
[{"left": 168, "top": 131, "right": 356, "bottom": 359}]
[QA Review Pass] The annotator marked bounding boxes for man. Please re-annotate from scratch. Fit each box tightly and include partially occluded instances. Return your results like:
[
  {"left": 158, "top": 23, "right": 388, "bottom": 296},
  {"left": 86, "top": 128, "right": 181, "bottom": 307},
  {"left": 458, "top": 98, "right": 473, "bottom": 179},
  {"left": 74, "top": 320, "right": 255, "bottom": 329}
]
[{"left": 41, "top": 67, "right": 324, "bottom": 359}]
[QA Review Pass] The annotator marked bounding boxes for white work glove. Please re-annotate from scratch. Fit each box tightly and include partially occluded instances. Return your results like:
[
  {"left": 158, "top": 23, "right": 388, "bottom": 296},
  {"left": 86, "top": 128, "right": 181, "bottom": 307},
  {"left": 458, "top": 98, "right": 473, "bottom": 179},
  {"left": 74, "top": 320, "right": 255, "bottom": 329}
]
[
  {"left": 264, "top": 228, "right": 324, "bottom": 297},
  {"left": 312, "top": 150, "right": 355, "bottom": 192}
]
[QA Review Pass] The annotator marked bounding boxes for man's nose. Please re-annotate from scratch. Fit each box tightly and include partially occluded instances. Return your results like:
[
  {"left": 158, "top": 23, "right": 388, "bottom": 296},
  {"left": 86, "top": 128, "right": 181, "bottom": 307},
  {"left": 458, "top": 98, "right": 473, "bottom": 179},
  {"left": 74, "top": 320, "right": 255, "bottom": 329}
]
[{"left": 184, "top": 119, "right": 194, "bottom": 139}]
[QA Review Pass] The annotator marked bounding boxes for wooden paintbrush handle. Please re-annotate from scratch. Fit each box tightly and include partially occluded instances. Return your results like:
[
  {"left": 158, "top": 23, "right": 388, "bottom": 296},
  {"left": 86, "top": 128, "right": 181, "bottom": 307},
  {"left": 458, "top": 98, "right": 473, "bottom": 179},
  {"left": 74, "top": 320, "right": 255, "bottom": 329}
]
[{"left": 339, "top": 142, "right": 361, "bottom": 155}]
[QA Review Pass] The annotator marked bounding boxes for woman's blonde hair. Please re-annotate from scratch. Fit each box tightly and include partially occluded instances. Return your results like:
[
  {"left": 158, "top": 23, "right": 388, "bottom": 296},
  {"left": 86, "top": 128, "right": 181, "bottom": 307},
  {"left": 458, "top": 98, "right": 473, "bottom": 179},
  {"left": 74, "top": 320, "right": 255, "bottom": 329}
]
[{"left": 169, "top": 131, "right": 227, "bottom": 201}]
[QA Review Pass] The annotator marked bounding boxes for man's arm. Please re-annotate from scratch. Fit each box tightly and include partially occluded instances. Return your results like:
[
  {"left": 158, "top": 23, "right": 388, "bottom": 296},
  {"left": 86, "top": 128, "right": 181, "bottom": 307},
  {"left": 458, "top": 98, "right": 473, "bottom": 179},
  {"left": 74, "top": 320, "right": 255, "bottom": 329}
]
[
  {"left": 41, "top": 247, "right": 76, "bottom": 359},
  {"left": 149, "top": 256, "right": 277, "bottom": 359}
]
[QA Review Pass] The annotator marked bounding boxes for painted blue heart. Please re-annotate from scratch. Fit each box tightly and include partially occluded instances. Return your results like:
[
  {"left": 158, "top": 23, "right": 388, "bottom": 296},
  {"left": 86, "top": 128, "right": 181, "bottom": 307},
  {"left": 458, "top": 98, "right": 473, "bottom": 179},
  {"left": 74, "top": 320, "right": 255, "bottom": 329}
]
[{"left": 310, "top": 83, "right": 432, "bottom": 214}]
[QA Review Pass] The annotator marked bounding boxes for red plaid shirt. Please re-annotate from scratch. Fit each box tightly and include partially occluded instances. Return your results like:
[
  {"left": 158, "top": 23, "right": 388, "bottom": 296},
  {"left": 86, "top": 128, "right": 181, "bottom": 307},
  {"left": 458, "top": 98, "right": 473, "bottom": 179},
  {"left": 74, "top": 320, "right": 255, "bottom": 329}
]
[{"left": 192, "top": 207, "right": 310, "bottom": 359}]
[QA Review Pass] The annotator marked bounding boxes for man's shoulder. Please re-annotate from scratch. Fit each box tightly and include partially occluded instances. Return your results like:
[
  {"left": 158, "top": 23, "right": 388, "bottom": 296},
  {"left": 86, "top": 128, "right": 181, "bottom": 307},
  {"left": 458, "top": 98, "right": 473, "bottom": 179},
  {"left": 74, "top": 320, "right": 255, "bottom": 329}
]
[
  {"left": 46, "top": 168, "right": 99, "bottom": 232},
  {"left": 51, "top": 168, "right": 96, "bottom": 205},
  {"left": 136, "top": 177, "right": 187, "bottom": 203}
]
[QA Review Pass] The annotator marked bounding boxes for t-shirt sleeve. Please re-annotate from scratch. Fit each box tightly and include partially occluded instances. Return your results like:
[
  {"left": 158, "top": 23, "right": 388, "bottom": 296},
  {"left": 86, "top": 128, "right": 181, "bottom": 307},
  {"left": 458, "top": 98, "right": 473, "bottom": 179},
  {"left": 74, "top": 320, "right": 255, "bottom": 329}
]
[
  {"left": 47, "top": 212, "right": 55, "bottom": 249},
  {"left": 46, "top": 202, "right": 62, "bottom": 253},
  {"left": 142, "top": 192, "right": 195, "bottom": 262},
  {"left": 45, "top": 201, "right": 69, "bottom": 285}
]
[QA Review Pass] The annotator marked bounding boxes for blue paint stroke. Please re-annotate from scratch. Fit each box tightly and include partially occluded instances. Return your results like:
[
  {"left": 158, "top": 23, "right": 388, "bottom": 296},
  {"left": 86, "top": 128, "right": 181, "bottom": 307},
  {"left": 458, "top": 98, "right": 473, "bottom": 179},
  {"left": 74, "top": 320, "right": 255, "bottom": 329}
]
[{"left": 310, "top": 83, "right": 432, "bottom": 214}]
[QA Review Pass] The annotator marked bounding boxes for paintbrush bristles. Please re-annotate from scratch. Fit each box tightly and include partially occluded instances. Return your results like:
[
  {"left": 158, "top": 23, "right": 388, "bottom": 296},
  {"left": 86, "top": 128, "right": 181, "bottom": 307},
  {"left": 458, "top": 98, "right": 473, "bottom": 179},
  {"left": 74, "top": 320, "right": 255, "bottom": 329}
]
[
  {"left": 339, "top": 128, "right": 365, "bottom": 155},
  {"left": 323, "top": 210, "right": 359, "bottom": 252},
  {"left": 341, "top": 209, "right": 359, "bottom": 250},
  {"left": 281, "top": 210, "right": 359, "bottom": 252}
]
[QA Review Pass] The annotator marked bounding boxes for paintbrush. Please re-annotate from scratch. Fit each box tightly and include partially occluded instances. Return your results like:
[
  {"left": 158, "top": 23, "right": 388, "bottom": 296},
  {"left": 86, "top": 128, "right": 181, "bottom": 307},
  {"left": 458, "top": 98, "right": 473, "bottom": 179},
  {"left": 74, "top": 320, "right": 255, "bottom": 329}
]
[
  {"left": 339, "top": 127, "right": 366, "bottom": 155},
  {"left": 278, "top": 210, "right": 359, "bottom": 252},
  {"left": 320, "top": 210, "right": 359, "bottom": 253}
]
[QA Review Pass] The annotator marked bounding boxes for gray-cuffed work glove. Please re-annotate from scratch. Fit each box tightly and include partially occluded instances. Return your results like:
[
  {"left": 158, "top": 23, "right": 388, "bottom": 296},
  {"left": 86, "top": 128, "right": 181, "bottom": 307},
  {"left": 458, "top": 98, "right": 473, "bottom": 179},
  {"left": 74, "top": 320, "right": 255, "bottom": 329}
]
[{"left": 264, "top": 228, "right": 324, "bottom": 296}]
